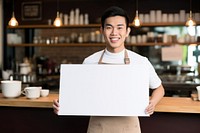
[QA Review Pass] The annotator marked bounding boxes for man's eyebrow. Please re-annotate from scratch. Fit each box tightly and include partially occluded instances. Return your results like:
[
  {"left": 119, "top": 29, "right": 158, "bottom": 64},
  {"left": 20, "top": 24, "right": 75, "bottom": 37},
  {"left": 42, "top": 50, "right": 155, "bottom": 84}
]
[
  {"left": 105, "top": 24, "right": 112, "bottom": 27},
  {"left": 105, "top": 24, "right": 125, "bottom": 27},
  {"left": 117, "top": 24, "right": 125, "bottom": 26}
]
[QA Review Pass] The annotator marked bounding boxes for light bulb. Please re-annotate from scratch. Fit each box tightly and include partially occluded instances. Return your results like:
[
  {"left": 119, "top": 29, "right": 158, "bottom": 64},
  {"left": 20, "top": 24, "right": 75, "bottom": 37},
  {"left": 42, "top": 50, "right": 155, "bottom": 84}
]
[
  {"left": 133, "top": 16, "right": 141, "bottom": 27},
  {"left": 53, "top": 17, "right": 62, "bottom": 27},
  {"left": 8, "top": 12, "right": 18, "bottom": 26},
  {"left": 185, "top": 11, "right": 196, "bottom": 27},
  {"left": 186, "top": 17, "right": 196, "bottom": 27},
  {"left": 133, "top": 10, "right": 141, "bottom": 27},
  {"left": 53, "top": 12, "right": 63, "bottom": 27}
]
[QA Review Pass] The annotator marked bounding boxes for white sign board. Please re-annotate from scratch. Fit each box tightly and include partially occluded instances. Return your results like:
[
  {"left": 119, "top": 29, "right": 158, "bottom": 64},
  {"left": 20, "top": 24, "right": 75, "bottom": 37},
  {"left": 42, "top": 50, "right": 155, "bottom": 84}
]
[{"left": 59, "top": 64, "right": 149, "bottom": 116}]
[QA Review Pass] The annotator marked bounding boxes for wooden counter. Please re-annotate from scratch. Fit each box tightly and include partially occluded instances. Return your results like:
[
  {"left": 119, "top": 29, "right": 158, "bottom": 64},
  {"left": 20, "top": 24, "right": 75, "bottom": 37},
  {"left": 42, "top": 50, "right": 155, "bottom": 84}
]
[
  {"left": 0, "top": 93, "right": 200, "bottom": 133},
  {"left": 155, "top": 96, "right": 200, "bottom": 113},
  {"left": 0, "top": 93, "right": 58, "bottom": 108},
  {"left": 0, "top": 93, "right": 200, "bottom": 114}
]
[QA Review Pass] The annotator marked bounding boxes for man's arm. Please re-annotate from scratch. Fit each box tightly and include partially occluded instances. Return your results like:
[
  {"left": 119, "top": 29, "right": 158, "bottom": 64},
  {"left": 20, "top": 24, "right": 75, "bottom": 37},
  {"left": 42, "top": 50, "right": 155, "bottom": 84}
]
[{"left": 145, "top": 84, "right": 165, "bottom": 115}]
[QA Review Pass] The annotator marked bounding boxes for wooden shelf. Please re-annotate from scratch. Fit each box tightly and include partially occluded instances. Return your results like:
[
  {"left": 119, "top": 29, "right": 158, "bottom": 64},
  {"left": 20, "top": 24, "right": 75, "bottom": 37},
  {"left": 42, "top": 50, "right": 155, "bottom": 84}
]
[
  {"left": 7, "top": 42, "right": 200, "bottom": 47},
  {"left": 130, "top": 22, "right": 200, "bottom": 27},
  {"left": 7, "top": 43, "right": 105, "bottom": 47},
  {"left": 7, "top": 22, "right": 200, "bottom": 29},
  {"left": 7, "top": 24, "right": 101, "bottom": 29}
]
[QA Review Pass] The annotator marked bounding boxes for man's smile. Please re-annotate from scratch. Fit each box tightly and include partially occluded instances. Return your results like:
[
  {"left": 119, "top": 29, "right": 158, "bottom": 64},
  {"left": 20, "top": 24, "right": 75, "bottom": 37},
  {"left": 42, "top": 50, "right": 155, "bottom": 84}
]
[{"left": 110, "top": 37, "right": 120, "bottom": 42}]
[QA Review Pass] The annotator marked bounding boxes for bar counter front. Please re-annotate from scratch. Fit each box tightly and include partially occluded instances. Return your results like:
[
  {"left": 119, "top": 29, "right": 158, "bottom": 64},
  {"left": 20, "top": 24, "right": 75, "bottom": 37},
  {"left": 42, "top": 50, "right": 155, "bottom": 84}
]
[{"left": 0, "top": 93, "right": 200, "bottom": 133}]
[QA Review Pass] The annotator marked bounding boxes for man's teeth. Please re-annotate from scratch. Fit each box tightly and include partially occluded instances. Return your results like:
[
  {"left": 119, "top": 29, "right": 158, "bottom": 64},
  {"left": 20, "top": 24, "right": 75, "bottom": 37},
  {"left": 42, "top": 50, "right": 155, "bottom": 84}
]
[{"left": 110, "top": 38, "right": 119, "bottom": 41}]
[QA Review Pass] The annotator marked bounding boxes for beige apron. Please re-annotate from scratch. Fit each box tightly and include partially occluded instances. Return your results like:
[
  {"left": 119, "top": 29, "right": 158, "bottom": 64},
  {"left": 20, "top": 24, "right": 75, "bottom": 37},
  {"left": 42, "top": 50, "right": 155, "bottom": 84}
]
[{"left": 87, "top": 49, "right": 141, "bottom": 133}]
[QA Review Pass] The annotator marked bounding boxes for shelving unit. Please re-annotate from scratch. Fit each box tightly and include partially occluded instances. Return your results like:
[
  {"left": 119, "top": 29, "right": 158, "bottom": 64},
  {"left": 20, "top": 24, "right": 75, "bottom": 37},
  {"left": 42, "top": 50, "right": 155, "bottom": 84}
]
[
  {"left": 6, "top": 22, "right": 200, "bottom": 47},
  {"left": 4, "top": 22, "right": 200, "bottom": 70}
]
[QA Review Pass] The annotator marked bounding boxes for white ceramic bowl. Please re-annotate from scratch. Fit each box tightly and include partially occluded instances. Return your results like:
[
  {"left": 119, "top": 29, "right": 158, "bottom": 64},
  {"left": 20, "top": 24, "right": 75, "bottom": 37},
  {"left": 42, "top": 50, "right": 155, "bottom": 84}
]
[
  {"left": 1, "top": 80, "right": 22, "bottom": 98},
  {"left": 40, "top": 89, "right": 49, "bottom": 97}
]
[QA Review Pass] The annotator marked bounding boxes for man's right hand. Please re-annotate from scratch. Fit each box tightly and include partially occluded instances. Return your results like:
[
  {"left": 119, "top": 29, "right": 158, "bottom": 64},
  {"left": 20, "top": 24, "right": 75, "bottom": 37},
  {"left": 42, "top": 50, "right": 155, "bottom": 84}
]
[{"left": 53, "top": 99, "right": 59, "bottom": 114}]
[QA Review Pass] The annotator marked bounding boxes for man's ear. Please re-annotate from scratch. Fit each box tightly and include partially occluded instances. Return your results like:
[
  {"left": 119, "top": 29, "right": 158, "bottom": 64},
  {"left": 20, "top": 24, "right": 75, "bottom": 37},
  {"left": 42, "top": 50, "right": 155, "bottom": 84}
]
[{"left": 126, "top": 27, "right": 131, "bottom": 37}]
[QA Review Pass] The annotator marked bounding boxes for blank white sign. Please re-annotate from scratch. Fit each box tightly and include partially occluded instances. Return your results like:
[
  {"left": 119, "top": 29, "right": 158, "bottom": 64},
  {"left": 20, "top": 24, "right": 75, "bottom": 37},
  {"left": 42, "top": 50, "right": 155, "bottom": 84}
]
[{"left": 59, "top": 64, "right": 149, "bottom": 116}]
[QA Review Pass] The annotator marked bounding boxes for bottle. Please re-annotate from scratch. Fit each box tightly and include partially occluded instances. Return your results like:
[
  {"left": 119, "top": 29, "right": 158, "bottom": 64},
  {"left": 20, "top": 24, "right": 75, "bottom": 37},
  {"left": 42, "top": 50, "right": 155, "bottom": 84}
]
[
  {"left": 84, "top": 14, "right": 89, "bottom": 25},
  {"left": 75, "top": 8, "right": 80, "bottom": 25},
  {"left": 90, "top": 32, "right": 95, "bottom": 43},
  {"left": 78, "top": 33, "right": 83, "bottom": 43},
  {"left": 70, "top": 9, "right": 74, "bottom": 25},
  {"left": 64, "top": 14, "right": 68, "bottom": 25},
  {"left": 79, "top": 14, "right": 84, "bottom": 25},
  {"left": 60, "top": 12, "right": 64, "bottom": 24}
]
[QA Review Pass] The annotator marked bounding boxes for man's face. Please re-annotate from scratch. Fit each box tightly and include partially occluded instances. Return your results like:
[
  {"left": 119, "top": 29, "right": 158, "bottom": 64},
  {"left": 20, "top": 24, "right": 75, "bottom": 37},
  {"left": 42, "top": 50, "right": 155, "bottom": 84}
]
[{"left": 101, "top": 16, "right": 130, "bottom": 53}]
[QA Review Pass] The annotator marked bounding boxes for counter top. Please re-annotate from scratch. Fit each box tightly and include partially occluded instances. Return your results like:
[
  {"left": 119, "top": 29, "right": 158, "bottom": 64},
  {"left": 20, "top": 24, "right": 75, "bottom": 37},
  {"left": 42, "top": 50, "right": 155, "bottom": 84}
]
[
  {"left": 155, "top": 96, "right": 200, "bottom": 113},
  {"left": 0, "top": 93, "right": 58, "bottom": 108},
  {"left": 0, "top": 93, "right": 200, "bottom": 113}
]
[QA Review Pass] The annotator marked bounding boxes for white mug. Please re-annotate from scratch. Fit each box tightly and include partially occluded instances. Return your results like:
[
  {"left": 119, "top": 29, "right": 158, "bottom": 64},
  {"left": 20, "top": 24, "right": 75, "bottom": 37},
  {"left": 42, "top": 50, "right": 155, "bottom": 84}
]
[
  {"left": 1, "top": 80, "right": 22, "bottom": 98},
  {"left": 196, "top": 86, "right": 200, "bottom": 100},
  {"left": 23, "top": 87, "right": 42, "bottom": 99}
]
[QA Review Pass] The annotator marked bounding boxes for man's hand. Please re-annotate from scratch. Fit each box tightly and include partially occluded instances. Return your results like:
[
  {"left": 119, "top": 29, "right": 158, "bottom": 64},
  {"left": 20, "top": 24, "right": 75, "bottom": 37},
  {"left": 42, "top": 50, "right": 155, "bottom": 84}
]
[
  {"left": 145, "top": 100, "right": 155, "bottom": 115},
  {"left": 53, "top": 99, "right": 60, "bottom": 114}
]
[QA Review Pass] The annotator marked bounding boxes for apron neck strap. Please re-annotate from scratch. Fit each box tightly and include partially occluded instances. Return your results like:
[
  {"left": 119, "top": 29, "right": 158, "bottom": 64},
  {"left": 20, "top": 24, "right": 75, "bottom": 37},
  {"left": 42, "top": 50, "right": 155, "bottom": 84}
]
[
  {"left": 98, "top": 49, "right": 130, "bottom": 64},
  {"left": 124, "top": 50, "right": 130, "bottom": 64}
]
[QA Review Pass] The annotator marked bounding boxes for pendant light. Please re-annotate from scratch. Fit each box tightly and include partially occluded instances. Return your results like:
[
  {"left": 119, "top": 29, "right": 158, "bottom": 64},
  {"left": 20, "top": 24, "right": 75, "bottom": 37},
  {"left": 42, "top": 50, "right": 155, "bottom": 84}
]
[
  {"left": 53, "top": 11, "right": 63, "bottom": 27},
  {"left": 133, "top": 0, "right": 141, "bottom": 27},
  {"left": 53, "top": 0, "right": 63, "bottom": 27},
  {"left": 185, "top": 0, "right": 196, "bottom": 27},
  {"left": 8, "top": 0, "right": 18, "bottom": 26}
]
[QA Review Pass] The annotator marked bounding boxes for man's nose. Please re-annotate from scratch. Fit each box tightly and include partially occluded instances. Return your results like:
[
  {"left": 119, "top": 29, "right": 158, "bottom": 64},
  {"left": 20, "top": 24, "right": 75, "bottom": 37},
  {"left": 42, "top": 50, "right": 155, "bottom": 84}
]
[{"left": 111, "top": 28, "right": 117, "bottom": 35}]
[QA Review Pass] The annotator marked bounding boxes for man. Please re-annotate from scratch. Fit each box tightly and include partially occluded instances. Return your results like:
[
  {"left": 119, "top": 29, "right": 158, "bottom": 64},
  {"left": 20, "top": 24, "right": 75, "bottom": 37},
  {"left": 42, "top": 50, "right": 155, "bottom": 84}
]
[{"left": 53, "top": 6, "right": 165, "bottom": 133}]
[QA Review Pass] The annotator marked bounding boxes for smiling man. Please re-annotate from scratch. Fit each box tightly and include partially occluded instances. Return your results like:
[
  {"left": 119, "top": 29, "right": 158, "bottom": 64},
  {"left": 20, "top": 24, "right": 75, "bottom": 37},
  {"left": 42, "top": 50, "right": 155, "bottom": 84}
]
[
  {"left": 102, "top": 15, "right": 130, "bottom": 53},
  {"left": 53, "top": 6, "right": 164, "bottom": 133}
]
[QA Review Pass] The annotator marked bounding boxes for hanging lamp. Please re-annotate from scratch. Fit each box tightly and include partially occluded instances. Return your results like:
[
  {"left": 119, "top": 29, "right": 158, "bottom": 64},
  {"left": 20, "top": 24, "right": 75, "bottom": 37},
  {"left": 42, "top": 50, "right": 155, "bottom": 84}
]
[
  {"left": 133, "top": 0, "right": 141, "bottom": 27},
  {"left": 8, "top": 0, "right": 18, "bottom": 26},
  {"left": 185, "top": 0, "right": 196, "bottom": 27},
  {"left": 53, "top": 0, "right": 63, "bottom": 27}
]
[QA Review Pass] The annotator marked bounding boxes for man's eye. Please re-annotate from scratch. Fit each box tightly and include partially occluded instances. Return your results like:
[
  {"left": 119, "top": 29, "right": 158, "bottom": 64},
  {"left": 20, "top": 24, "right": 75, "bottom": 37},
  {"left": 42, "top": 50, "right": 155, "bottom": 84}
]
[
  {"left": 106, "top": 26, "right": 112, "bottom": 29},
  {"left": 118, "top": 27, "right": 123, "bottom": 29}
]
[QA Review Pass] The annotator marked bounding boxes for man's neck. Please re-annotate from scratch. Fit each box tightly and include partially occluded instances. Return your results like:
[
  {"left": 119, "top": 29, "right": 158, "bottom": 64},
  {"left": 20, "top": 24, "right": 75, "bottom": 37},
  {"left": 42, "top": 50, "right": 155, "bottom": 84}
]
[{"left": 106, "top": 46, "right": 125, "bottom": 53}]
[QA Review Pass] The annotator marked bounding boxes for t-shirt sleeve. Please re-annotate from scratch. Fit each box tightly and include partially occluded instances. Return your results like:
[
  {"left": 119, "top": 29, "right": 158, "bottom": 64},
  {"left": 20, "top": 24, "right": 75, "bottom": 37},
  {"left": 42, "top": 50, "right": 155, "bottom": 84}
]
[{"left": 146, "top": 58, "right": 162, "bottom": 89}]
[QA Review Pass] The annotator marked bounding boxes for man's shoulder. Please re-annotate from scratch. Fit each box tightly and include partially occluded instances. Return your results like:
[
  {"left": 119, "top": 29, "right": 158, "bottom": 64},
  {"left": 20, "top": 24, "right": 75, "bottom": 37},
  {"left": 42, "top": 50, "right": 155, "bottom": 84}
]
[
  {"left": 83, "top": 50, "right": 104, "bottom": 64},
  {"left": 127, "top": 50, "right": 147, "bottom": 60}
]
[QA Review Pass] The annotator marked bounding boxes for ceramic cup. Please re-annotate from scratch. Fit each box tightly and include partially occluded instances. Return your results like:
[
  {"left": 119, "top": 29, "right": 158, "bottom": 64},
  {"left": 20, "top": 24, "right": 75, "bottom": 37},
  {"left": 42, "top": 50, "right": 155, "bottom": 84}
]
[
  {"left": 40, "top": 89, "right": 49, "bottom": 97},
  {"left": 196, "top": 86, "right": 200, "bottom": 100},
  {"left": 1, "top": 80, "right": 22, "bottom": 98},
  {"left": 23, "top": 87, "right": 42, "bottom": 99},
  {"left": 2, "top": 70, "right": 13, "bottom": 80}
]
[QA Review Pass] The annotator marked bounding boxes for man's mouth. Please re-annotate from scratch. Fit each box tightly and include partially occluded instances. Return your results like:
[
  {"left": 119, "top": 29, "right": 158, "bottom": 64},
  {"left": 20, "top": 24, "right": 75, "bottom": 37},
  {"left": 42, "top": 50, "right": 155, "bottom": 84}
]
[{"left": 110, "top": 37, "right": 120, "bottom": 43}]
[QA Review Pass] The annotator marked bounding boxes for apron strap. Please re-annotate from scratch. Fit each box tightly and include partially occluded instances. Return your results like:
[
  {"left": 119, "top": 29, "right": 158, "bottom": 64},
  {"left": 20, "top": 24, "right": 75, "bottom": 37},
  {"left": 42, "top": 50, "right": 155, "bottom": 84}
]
[
  {"left": 98, "top": 49, "right": 130, "bottom": 64},
  {"left": 98, "top": 49, "right": 106, "bottom": 64},
  {"left": 124, "top": 50, "right": 130, "bottom": 64}
]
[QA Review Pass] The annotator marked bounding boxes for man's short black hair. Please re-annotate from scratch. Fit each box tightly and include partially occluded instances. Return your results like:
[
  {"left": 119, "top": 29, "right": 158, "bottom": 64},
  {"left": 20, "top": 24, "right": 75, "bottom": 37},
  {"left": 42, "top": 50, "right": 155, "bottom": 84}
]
[{"left": 101, "top": 6, "right": 130, "bottom": 29}]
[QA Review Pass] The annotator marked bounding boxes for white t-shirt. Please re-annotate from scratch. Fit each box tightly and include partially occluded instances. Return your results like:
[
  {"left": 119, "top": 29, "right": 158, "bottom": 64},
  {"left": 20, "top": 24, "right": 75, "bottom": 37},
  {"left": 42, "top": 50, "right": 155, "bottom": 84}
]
[{"left": 83, "top": 49, "right": 161, "bottom": 89}]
